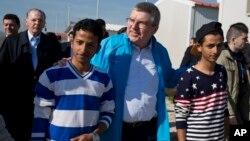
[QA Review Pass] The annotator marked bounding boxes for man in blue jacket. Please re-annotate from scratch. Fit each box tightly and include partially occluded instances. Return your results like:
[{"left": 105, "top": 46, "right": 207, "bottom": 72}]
[{"left": 91, "top": 2, "right": 185, "bottom": 141}]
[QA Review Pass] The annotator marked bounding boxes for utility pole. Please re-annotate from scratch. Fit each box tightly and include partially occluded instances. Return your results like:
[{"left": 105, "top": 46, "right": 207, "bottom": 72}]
[
  {"left": 67, "top": 6, "right": 70, "bottom": 25},
  {"left": 55, "top": 14, "right": 58, "bottom": 33},
  {"left": 96, "top": 0, "right": 99, "bottom": 19}
]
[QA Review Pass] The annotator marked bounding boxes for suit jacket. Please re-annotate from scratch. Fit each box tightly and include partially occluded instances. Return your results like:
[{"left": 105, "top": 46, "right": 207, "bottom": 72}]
[
  {"left": 0, "top": 30, "right": 62, "bottom": 141},
  {"left": 60, "top": 41, "right": 71, "bottom": 58},
  {"left": 0, "top": 36, "right": 6, "bottom": 47}
]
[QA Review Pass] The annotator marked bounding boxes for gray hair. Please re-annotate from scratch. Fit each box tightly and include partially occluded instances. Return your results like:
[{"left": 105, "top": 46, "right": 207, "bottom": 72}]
[
  {"left": 26, "top": 8, "right": 46, "bottom": 20},
  {"left": 133, "top": 2, "right": 160, "bottom": 26},
  {"left": 226, "top": 22, "right": 248, "bottom": 42}
]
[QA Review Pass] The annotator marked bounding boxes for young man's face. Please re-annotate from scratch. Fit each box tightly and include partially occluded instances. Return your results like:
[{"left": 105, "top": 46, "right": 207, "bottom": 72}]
[
  {"left": 197, "top": 34, "right": 223, "bottom": 63},
  {"left": 71, "top": 29, "right": 99, "bottom": 64},
  {"left": 3, "top": 19, "right": 20, "bottom": 36}
]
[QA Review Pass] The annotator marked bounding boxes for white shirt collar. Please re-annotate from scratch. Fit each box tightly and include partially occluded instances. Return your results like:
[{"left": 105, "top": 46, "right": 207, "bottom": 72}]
[{"left": 27, "top": 30, "right": 41, "bottom": 41}]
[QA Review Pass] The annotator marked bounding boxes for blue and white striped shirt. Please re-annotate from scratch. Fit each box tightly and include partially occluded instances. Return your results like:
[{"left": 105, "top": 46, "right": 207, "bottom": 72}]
[{"left": 31, "top": 62, "right": 115, "bottom": 141}]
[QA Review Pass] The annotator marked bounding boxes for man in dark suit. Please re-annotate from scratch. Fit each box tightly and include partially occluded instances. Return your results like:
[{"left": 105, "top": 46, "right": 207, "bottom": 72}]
[
  {"left": 60, "top": 31, "right": 73, "bottom": 58},
  {"left": 0, "top": 13, "right": 20, "bottom": 46},
  {"left": 0, "top": 8, "right": 61, "bottom": 141}
]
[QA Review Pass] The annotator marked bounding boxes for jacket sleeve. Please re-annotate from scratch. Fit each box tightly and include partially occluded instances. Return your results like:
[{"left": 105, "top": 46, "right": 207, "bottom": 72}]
[
  {"left": 160, "top": 46, "right": 187, "bottom": 88},
  {"left": 216, "top": 54, "right": 236, "bottom": 116},
  {"left": 91, "top": 38, "right": 112, "bottom": 73},
  {"left": 0, "top": 38, "right": 11, "bottom": 64}
]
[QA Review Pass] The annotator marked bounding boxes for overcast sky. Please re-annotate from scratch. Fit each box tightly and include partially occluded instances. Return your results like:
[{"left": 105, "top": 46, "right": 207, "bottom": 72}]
[{"left": 0, "top": 0, "right": 217, "bottom": 33}]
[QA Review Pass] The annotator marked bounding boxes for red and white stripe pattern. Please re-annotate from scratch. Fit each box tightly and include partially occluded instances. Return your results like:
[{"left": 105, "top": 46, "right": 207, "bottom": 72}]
[{"left": 175, "top": 64, "right": 228, "bottom": 141}]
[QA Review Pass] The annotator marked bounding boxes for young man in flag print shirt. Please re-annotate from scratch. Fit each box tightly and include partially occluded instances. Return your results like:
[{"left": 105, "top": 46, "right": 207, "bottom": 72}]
[
  {"left": 174, "top": 22, "right": 229, "bottom": 141},
  {"left": 31, "top": 19, "right": 115, "bottom": 141}
]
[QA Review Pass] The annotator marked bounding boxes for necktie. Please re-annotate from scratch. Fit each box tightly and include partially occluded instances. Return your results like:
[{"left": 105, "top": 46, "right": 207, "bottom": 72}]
[
  {"left": 31, "top": 37, "right": 38, "bottom": 46},
  {"left": 31, "top": 37, "right": 39, "bottom": 70}
]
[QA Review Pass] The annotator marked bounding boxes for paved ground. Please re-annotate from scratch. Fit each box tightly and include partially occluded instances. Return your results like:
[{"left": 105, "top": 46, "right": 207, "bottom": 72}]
[{"left": 166, "top": 97, "right": 177, "bottom": 141}]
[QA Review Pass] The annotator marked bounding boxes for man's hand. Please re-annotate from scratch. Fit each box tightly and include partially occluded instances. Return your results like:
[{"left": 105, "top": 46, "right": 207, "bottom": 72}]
[
  {"left": 70, "top": 133, "right": 93, "bottom": 141},
  {"left": 54, "top": 57, "right": 71, "bottom": 67},
  {"left": 229, "top": 115, "right": 237, "bottom": 125}
]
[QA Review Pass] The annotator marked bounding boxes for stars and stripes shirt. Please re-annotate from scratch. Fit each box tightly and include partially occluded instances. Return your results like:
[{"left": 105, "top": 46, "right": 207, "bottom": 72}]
[
  {"left": 31, "top": 62, "right": 115, "bottom": 141},
  {"left": 174, "top": 64, "right": 228, "bottom": 141}
]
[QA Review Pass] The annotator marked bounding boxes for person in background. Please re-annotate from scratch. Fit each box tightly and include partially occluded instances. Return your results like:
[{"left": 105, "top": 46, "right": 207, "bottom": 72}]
[
  {"left": 180, "top": 37, "right": 200, "bottom": 67},
  {"left": 117, "top": 26, "right": 127, "bottom": 34},
  {"left": 2, "top": 13, "right": 20, "bottom": 37},
  {"left": 31, "top": 18, "right": 115, "bottom": 141},
  {"left": 60, "top": 31, "right": 74, "bottom": 58},
  {"left": 242, "top": 43, "right": 250, "bottom": 68},
  {"left": 0, "top": 13, "right": 20, "bottom": 46},
  {"left": 189, "top": 37, "right": 196, "bottom": 46},
  {"left": 0, "top": 8, "right": 62, "bottom": 141},
  {"left": 46, "top": 32, "right": 59, "bottom": 41},
  {"left": 96, "top": 18, "right": 109, "bottom": 38},
  {"left": 175, "top": 21, "right": 228, "bottom": 141},
  {"left": 91, "top": 2, "right": 185, "bottom": 141},
  {"left": 68, "top": 30, "right": 74, "bottom": 42},
  {"left": 217, "top": 22, "right": 250, "bottom": 126}
]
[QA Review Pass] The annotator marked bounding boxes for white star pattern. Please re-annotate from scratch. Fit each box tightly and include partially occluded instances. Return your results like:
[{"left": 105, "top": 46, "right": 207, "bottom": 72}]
[
  {"left": 181, "top": 77, "right": 184, "bottom": 81},
  {"left": 186, "top": 88, "right": 189, "bottom": 92},
  {"left": 220, "top": 85, "right": 223, "bottom": 88},
  {"left": 187, "top": 68, "right": 193, "bottom": 73},
  {"left": 174, "top": 65, "right": 228, "bottom": 140},
  {"left": 211, "top": 83, "right": 217, "bottom": 89},
  {"left": 192, "top": 83, "right": 197, "bottom": 89}
]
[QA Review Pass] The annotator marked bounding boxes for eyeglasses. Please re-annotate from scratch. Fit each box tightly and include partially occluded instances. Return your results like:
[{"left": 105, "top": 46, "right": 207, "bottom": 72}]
[{"left": 126, "top": 18, "right": 151, "bottom": 29}]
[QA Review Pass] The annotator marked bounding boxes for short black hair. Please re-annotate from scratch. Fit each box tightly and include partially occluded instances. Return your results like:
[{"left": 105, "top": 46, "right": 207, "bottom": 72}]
[
  {"left": 3, "top": 13, "right": 20, "bottom": 26},
  {"left": 46, "top": 32, "right": 58, "bottom": 41},
  {"left": 117, "top": 27, "right": 127, "bottom": 34},
  {"left": 96, "top": 18, "right": 106, "bottom": 26},
  {"left": 73, "top": 19, "right": 103, "bottom": 44},
  {"left": 226, "top": 22, "right": 248, "bottom": 42}
]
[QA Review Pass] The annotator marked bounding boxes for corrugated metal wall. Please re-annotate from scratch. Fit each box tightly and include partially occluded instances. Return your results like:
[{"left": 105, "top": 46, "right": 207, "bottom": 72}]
[{"left": 191, "top": 6, "right": 218, "bottom": 38}]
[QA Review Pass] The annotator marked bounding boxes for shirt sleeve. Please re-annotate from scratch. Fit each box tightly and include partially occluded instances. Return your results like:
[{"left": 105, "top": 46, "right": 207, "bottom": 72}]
[
  {"left": 99, "top": 78, "right": 115, "bottom": 128},
  {"left": 31, "top": 71, "right": 55, "bottom": 140},
  {"left": 174, "top": 72, "right": 192, "bottom": 129}
]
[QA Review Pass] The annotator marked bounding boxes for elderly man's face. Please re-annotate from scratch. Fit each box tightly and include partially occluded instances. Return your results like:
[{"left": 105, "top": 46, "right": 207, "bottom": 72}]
[
  {"left": 26, "top": 10, "right": 45, "bottom": 36},
  {"left": 126, "top": 9, "right": 158, "bottom": 48}
]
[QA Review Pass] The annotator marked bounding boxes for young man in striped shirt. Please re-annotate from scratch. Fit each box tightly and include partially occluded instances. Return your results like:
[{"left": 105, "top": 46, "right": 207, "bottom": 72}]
[
  {"left": 31, "top": 19, "right": 115, "bottom": 141},
  {"left": 174, "top": 22, "right": 229, "bottom": 141}
]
